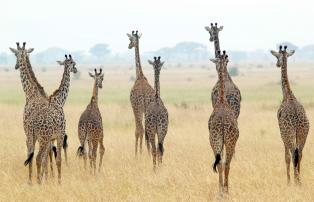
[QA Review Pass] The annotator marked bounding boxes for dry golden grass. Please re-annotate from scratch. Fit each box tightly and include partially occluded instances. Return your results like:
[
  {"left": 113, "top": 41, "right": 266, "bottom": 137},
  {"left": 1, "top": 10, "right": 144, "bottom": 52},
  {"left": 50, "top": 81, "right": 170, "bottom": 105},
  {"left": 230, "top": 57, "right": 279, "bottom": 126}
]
[{"left": 0, "top": 64, "right": 314, "bottom": 201}]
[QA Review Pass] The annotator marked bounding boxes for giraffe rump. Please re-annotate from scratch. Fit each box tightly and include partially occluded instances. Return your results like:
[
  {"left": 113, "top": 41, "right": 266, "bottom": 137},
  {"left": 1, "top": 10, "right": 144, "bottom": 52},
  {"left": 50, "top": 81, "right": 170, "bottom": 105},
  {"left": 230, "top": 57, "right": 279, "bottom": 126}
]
[{"left": 24, "top": 152, "right": 34, "bottom": 166}]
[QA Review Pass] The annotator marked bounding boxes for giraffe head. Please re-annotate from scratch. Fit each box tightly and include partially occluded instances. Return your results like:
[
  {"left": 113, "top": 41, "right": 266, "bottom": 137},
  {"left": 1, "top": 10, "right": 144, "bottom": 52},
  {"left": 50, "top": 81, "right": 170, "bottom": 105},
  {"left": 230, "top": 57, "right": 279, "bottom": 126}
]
[
  {"left": 205, "top": 23, "right": 223, "bottom": 42},
  {"left": 89, "top": 68, "right": 104, "bottom": 88},
  {"left": 9, "top": 42, "right": 34, "bottom": 70},
  {"left": 127, "top": 30, "right": 142, "bottom": 49},
  {"left": 148, "top": 56, "right": 165, "bottom": 75},
  {"left": 57, "top": 54, "right": 78, "bottom": 73},
  {"left": 210, "top": 50, "right": 229, "bottom": 72},
  {"left": 270, "top": 45, "right": 295, "bottom": 68}
]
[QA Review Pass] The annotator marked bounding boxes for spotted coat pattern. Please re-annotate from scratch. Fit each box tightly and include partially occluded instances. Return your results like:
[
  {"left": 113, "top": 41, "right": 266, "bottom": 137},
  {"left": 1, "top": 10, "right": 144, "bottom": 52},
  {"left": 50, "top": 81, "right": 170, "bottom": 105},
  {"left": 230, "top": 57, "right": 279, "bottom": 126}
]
[{"left": 208, "top": 52, "right": 239, "bottom": 194}]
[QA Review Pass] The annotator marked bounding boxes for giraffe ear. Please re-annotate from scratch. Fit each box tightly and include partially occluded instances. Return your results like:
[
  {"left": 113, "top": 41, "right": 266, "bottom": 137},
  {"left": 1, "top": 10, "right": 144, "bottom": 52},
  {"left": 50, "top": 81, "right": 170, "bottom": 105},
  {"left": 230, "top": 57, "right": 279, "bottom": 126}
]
[
  {"left": 100, "top": 74, "right": 104, "bottom": 79},
  {"left": 137, "top": 33, "right": 142, "bottom": 38},
  {"left": 218, "top": 26, "right": 223, "bottom": 31},
  {"left": 270, "top": 50, "right": 280, "bottom": 57},
  {"left": 57, "top": 61, "right": 64, "bottom": 65},
  {"left": 127, "top": 33, "right": 132, "bottom": 38},
  {"left": 27, "top": 48, "right": 34, "bottom": 53},
  {"left": 287, "top": 50, "right": 295, "bottom": 57},
  {"left": 89, "top": 72, "right": 95, "bottom": 78},
  {"left": 148, "top": 60, "right": 154, "bottom": 65},
  {"left": 9, "top": 48, "right": 17, "bottom": 54},
  {"left": 210, "top": 58, "right": 218, "bottom": 64},
  {"left": 160, "top": 61, "right": 165, "bottom": 67},
  {"left": 205, "top": 26, "right": 211, "bottom": 32}
]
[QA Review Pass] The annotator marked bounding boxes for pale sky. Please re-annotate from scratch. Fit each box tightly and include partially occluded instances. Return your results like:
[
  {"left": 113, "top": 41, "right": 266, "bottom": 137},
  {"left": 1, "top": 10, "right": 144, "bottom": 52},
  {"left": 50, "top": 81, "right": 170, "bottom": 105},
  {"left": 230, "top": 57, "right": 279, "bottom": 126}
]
[{"left": 1, "top": 0, "right": 313, "bottom": 53}]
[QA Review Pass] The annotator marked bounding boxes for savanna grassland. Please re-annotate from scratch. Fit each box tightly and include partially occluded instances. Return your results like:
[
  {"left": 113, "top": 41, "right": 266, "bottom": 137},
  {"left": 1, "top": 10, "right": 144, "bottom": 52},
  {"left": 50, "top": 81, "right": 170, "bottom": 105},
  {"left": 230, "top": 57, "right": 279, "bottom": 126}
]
[{"left": 0, "top": 63, "right": 314, "bottom": 201}]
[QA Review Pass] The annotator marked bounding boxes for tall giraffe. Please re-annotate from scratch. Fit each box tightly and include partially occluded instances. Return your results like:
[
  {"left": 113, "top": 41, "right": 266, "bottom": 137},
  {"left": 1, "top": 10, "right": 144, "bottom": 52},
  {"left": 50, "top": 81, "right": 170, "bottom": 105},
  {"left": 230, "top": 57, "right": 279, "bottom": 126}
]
[
  {"left": 77, "top": 68, "right": 105, "bottom": 174},
  {"left": 208, "top": 51, "right": 239, "bottom": 194},
  {"left": 271, "top": 45, "right": 309, "bottom": 184},
  {"left": 10, "top": 42, "right": 50, "bottom": 184},
  {"left": 127, "top": 30, "right": 155, "bottom": 156},
  {"left": 145, "top": 57, "right": 168, "bottom": 170},
  {"left": 49, "top": 54, "right": 78, "bottom": 165},
  {"left": 11, "top": 43, "right": 75, "bottom": 184},
  {"left": 205, "top": 23, "right": 241, "bottom": 118}
]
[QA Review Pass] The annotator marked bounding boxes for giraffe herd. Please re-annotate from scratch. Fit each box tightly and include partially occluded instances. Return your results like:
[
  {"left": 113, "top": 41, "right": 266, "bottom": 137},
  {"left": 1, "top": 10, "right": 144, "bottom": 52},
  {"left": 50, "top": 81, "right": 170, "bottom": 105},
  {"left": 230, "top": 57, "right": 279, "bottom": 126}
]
[{"left": 9, "top": 23, "right": 310, "bottom": 195}]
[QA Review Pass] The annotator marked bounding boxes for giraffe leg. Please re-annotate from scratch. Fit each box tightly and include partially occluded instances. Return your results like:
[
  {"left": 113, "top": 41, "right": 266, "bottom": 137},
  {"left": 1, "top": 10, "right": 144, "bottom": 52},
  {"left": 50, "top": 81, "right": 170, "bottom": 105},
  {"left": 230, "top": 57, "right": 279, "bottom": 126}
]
[
  {"left": 56, "top": 137, "right": 62, "bottom": 184},
  {"left": 224, "top": 144, "right": 236, "bottom": 194},
  {"left": 36, "top": 142, "right": 45, "bottom": 184},
  {"left": 296, "top": 127, "right": 308, "bottom": 184},
  {"left": 88, "top": 140, "right": 93, "bottom": 172},
  {"left": 25, "top": 133, "right": 35, "bottom": 185},
  {"left": 92, "top": 140, "right": 98, "bottom": 175},
  {"left": 98, "top": 136, "right": 105, "bottom": 172},
  {"left": 40, "top": 143, "right": 50, "bottom": 184},
  {"left": 284, "top": 146, "right": 291, "bottom": 184},
  {"left": 147, "top": 128, "right": 156, "bottom": 171},
  {"left": 217, "top": 162, "right": 224, "bottom": 194},
  {"left": 133, "top": 109, "right": 143, "bottom": 157}
]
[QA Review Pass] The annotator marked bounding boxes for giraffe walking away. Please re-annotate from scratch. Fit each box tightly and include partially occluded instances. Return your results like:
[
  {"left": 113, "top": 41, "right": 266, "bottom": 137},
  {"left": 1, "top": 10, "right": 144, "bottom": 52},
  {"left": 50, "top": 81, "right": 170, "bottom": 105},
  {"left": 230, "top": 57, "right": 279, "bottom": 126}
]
[
  {"left": 271, "top": 45, "right": 309, "bottom": 185},
  {"left": 145, "top": 57, "right": 168, "bottom": 170},
  {"left": 205, "top": 23, "right": 241, "bottom": 118},
  {"left": 77, "top": 68, "right": 105, "bottom": 174},
  {"left": 127, "top": 30, "right": 155, "bottom": 156},
  {"left": 208, "top": 51, "right": 239, "bottom": 194}
]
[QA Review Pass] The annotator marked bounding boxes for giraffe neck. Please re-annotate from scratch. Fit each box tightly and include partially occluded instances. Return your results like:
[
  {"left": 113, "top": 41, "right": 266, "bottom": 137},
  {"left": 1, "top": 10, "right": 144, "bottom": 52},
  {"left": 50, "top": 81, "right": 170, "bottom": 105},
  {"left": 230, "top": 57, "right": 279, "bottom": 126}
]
[
  {"left": 135, "top": 41, "right": 144, "bottom": 79},
  {"left": 213, "top": 36, "right": 221, "bottom": 58},
  {"left": 218, "top": 63, "right": 225, "bottom": 104},
  {"left": 154, "top": 71, "right": 160, "bottom": 99},
  {"left": 18, "top": 57, "right": 40, "bottom": 102},
  {"left": 25, "top": 56, "right": 47, "bottom": 97},
  {"left": 91, "top": 80, "right": 99, "bottom": 104},
  {"left": 49, "top": 66, "right": 71, "bottom": 108},
  {"left": 281, "top": 58, "right": 293, "bottom": 99}
]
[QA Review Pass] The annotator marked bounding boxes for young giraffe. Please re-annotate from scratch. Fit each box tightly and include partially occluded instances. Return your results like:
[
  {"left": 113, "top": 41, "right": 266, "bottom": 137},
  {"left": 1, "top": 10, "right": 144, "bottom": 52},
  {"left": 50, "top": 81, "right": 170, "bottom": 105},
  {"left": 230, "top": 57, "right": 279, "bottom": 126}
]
[
  {"left": 77, "top": 68, "right": 105, "bottom": 174},
  {"left": 145, "top": 57, "right": 168, "bottom": 170},
  {"left": 127, "top": 30, "right": 155, "bottom": 156},
  {"left": 208, "top": 51, "right": 239, "bottom": 194},
  {"left": 10, "top": 42, "right": 50, "bottom": 184},
  {"left": 271, "top": 45, "right": 309, "bottom": 184},
  {"left": 205, "top": 23, "right": 241, "bottom": 118},
  {"left": 49, "top": 54, "right": 78, "bottom": 165}
]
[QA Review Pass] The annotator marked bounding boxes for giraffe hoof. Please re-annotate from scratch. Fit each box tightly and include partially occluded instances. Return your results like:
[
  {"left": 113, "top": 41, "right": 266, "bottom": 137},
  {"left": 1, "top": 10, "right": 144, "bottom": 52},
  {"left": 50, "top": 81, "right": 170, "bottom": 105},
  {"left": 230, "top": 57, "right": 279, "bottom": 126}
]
[{"left": 27, "top": 180, "right": 32, "bottom": 186}]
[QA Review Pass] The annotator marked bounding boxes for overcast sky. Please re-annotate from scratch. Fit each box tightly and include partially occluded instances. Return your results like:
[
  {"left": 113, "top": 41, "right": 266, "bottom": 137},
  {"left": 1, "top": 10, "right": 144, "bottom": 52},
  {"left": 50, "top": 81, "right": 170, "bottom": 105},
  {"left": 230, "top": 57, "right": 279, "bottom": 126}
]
[{"left": 1, "top": 0, "right": 313, "bottom": 53}]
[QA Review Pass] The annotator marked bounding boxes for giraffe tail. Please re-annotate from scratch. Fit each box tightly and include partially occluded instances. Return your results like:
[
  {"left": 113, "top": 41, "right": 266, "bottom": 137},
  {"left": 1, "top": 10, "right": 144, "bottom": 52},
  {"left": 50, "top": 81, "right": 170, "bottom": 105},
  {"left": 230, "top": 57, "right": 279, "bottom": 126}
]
[
  {"left": 77, "top": 146, "right": 85, "bottom": 157},
  {"left": 63, "top": 134, "right": 68, "bottom": 150},
  {"left": 213, "top": 154, "right": 221, "bottom": 173},
  {"left": 52, "top": 146, "right": 57, "bottom": 158},
  {"left": 293, "top": 148, "right": 299, "bottom": 169},
  {"left": 24, "top": 152, "right": 34, "bottom": 166},
  {"left": 158, "top": 143, "right": 164, "bottom": 156}
]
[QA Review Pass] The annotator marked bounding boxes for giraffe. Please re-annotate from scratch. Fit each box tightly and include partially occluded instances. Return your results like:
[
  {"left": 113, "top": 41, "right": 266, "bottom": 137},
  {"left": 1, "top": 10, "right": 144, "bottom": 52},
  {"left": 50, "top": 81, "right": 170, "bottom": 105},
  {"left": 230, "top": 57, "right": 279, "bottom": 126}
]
[
  {"left": 10, "top": 42, "right": 50, "bottom": 184},
  {"left": 77, "top": 68, "right": 105, "bottom": 174},
  {"left": 205, "top": 23, "right": 241, "bottom": 118},
  {"left": 208, "top": 51, "right": 239, "bottom": 194},
  {"left": 49, "top": 54, "right": 78, "bottom": 166},
  {"left": 270, "top": 45, "right": 309, "bottom": 184},
  {"left": 145, "top": 57, "right": 168, "bottom": 170},
  {"left": 127, "top": 30, "right": 155, "bottom": 156}
]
